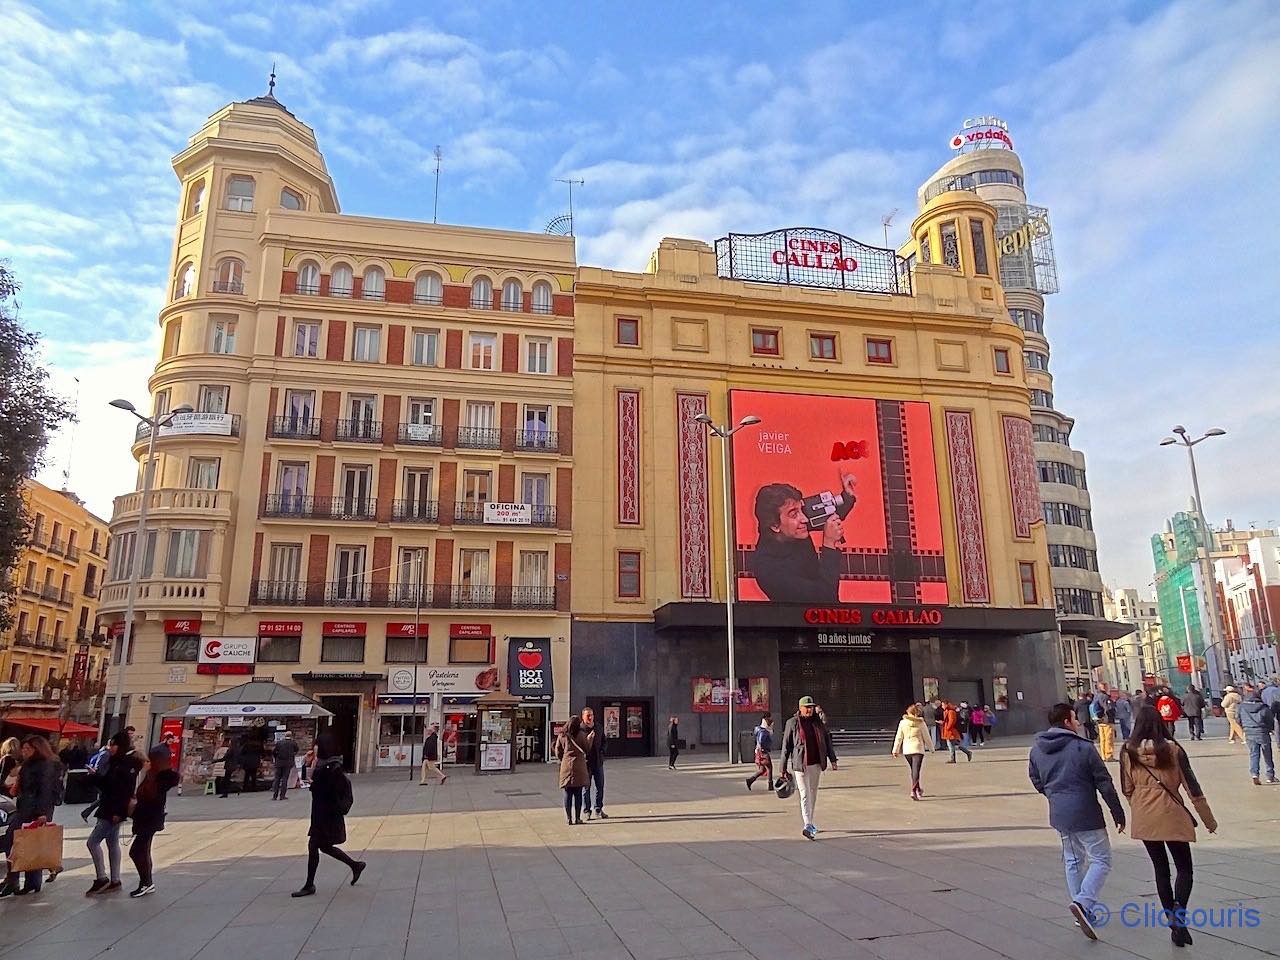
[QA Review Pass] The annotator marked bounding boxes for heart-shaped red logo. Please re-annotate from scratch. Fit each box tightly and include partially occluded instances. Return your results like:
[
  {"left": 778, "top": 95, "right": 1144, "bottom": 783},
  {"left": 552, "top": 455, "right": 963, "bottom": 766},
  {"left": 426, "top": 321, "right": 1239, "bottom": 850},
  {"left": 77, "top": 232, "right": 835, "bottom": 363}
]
[{"left": 517, "top": 648, "right": 542, "bottom": 669}]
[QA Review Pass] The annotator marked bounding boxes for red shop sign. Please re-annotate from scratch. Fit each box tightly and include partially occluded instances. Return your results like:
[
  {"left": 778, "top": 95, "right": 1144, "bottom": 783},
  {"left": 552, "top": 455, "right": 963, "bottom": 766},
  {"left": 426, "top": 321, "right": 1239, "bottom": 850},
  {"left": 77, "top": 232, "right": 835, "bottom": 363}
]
[
  {"left": 322, "top": 621, "right": 367, "bottom": 637},
  {"left": 164, "top": 618, "right": 201, "bottom": 634},
  {"left": 450, "top": 623, "right": 491, "bottom": 638},
  {"left": 386, "top": 622, "right": 429, "bottom": 637},
  {"left": 107, "top": 621, "right": 125, "bottom": 638},
  {"left": 803, "top": 606, "right": 945, "bottom": 627},
  {"left": 259, "top": 620, "right": 304, "bottom": 636}
]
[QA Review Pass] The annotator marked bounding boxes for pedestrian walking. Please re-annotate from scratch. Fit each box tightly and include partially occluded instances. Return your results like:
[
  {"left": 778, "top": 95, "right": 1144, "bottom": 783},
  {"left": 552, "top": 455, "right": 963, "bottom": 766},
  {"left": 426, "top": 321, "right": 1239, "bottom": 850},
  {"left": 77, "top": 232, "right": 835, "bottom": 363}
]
[
  {"left": 1091, "top": 692, "right": 1118, "bottom": 762},
  {"left": 0, "top": 737, "right": 19, "bottom": 796},
  {"left": 580, "top": 707, "right": 608, "bottom": 819},
  {"left": 1156, "top": 688, "right": 1182, "bottom": 738},
  {"left": 1221, "top": 685, "right": 1245, "bottom": 743},
  {"left": 0, "top": 736, "right": 62, "bottom": 899},
  {"left": 1261, "top": 677, "right": 1280, "bottom": 751},
  {"left": 553, "top": 716, "right": 589, "bottom": 825},
  {"left": 292, "top": 734, "right": 365, "bottom": 897},
  {"left": 891, "top": 703, "right": 934, "bottom": 799},
  {"left": 127, "top": 745, "right": 179, "bottom": 898},
  {"left": 1115, "top": 692, "right": 1134, "bottom": 742},
  {"left": 745, "top": 713, "right": 774, "bottom": 791},
  {"left": 970, "top": 704, "right": 986, "bottom": 746},
  {"left": 271, "top": 732, "right": 299, "bottom": 800},
  {"left": 931, "top": 699, "right": 945, "bottom": 750},
  {"left": 941, "top": 701, "right": 972, "bottom": 762},
  {"left": 1120, "top": 705, "right": 1217, "bottom": 948},
  {"left": 1180, "top": 686, "right": 1205, "bottom": 741},
  {"left": 240, "top": 737, "right": 263, "bottom": 793},
  {"left": 86, "top": 731, "right": 142, "bottom": 895},
  {"left": 212, "top": 737, "right": 238, "bottom": 797},
  {"left": 778, "top": 695, "right": 838, "bottom": 840},
  {"left": 1238, "top": 685, "right": 1277, "bottom": 785},
  {"left": 418, "top": 723, "right": 448, "bottom": 785},
  {"left": 1028, "top": 703, "right": 1126, "bottom": 941},
  {"left": 666, "top": 716, "right": 680, "bottom": 769},
  {"left": 1074, "top": 693, "right": 1097, "bottom": 742},
  {"left": 982, "top": 704, "right": 995, "bottom": 742},
  {"left": 956, "top": 701, "right": 975, "bottom": 751}
]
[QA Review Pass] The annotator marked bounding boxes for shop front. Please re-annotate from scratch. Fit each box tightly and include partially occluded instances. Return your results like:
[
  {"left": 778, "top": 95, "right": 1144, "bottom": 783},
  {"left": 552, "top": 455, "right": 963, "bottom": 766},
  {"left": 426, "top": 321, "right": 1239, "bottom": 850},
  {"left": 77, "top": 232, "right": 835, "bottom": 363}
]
[
  {"left": 506, "top": 637, "right": 555, "bottom": 763},
  {"left": 378, "top": 663, "right": 501, "bottom": 768}
]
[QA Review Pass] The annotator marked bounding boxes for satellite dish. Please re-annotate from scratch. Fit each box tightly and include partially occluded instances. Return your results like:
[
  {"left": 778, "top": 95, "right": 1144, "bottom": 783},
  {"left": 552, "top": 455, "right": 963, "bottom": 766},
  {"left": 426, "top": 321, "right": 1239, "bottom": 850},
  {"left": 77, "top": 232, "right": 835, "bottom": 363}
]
[{"left": 544, "top": 214, "right": 573, "bottom": 236}]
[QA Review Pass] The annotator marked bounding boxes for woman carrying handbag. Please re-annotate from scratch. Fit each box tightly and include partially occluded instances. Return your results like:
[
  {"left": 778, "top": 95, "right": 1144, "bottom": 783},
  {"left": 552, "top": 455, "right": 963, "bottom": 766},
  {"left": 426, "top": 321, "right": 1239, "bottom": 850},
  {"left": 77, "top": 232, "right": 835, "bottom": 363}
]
[
  {"left": 0, "top": 735, "right": 62, "bottom": 898},
  {"left": 1120, "top": 705, "right": 1217, "bottom": 948}
]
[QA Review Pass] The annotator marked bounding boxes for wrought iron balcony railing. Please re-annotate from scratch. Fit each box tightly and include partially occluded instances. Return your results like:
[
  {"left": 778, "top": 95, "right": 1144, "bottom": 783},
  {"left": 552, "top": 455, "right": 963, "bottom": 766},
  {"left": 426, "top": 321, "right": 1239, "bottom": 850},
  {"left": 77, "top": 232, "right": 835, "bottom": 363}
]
[
  {"left": 249, "top": 580, "right": 556, "bottom": 610},
  {"left": 269, "top": 415, "right": 322, "bottom": 439},
  {"left": 262, "top": 495, "right": 377, "bottom": 520}
]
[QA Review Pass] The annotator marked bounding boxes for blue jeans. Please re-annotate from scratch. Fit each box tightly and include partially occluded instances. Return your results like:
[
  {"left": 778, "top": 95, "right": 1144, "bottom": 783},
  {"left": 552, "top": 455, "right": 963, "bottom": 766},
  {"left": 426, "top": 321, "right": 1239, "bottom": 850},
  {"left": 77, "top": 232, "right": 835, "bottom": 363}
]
[
  {"left": 947, "top": 739, "right": 971, "bottom": 760},
  {"left": 1248, "top": 738, "right": 1275, "bottom": 779},
  {"left": 583, "top": 764, "right": 605, "bottom": 812},
  {"left": 1059, "top": 828, "right": 1112, "bottom": 913},
  {"left": 932, "top": 727, "right": 942, "bottom": 750},
  {"left": 87, "top": 818, "right": 122, "bottom": 882}
]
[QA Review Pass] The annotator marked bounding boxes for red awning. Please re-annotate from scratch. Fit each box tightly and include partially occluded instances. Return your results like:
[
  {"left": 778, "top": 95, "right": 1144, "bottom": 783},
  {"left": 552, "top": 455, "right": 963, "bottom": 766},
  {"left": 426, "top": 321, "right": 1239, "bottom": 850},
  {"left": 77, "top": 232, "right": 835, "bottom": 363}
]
[{"left": 3, "top": 716, "right": 99, "bottom": 737}]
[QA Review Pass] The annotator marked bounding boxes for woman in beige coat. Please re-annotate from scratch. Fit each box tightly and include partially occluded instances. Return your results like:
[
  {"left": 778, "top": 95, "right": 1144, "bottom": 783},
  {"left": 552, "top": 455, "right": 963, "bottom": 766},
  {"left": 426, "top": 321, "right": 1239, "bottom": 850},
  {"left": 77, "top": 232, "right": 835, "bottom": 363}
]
[
  {"left": 553, "top": 716, "right": 590, "bottom": 825},
  {"left": 1221, "top": 685, "right": 1245, "bottom": 743},
  {"left": 891, "top": 703, "right": 934, "bottom": 800},
  {"left": 1120, "top": 706, "right": 1217, "bottom": 948}
]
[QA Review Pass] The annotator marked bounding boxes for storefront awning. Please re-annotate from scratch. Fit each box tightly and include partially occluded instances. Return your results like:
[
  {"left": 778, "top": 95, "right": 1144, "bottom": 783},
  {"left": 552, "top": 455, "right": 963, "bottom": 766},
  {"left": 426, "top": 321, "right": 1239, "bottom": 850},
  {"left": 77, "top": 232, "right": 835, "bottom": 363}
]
[
  {"left": 1058, "top": 616, "right": 1137, "bottom": 643},
  {"left": 174, "top": 679, "right": 333, "bottom": 719},
  {"left": 3, "top": 716, "right": 99, "bottom": 736}
]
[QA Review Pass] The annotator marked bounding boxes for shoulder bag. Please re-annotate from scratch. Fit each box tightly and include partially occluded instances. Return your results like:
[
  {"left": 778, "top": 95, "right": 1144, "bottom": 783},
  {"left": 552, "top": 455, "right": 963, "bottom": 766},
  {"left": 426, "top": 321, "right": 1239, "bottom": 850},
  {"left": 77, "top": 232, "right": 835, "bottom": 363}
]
[{"left": 1136, "top": 758, "right": 1197, "bottom": 828}]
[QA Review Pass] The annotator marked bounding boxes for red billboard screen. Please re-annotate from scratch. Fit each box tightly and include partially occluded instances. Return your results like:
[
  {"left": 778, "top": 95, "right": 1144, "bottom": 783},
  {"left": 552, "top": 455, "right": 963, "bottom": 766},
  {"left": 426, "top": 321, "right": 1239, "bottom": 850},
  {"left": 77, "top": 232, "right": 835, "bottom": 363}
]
[{"left": 730, "top": 390, "right": 947, "bottom": 605}]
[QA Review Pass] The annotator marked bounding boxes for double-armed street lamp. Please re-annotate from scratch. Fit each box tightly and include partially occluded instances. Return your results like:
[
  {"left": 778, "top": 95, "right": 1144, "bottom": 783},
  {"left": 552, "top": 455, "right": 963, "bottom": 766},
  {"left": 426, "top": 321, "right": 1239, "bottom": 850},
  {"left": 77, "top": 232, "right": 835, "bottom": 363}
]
[
  {"left": 104, "top": 398, "right": 192, "bottom": 736},
  {"left": 694, "top": 412, "right": 762, "bottom": 763}
]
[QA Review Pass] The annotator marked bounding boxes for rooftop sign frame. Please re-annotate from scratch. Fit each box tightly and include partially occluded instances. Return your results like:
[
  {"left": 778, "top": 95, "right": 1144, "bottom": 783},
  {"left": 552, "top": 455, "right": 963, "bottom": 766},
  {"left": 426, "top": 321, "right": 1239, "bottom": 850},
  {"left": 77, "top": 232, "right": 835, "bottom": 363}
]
[{"left": 715, "top": 227, "right": 913, "bottom": 295}]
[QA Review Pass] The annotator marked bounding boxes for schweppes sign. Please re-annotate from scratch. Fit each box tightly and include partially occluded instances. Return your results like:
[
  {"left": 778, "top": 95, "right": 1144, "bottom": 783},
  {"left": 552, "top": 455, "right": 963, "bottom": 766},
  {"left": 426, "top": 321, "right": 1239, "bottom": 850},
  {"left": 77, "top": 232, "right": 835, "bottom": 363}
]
[{"left": 997, "top": 212, "right": 1050, "bottom": 256}]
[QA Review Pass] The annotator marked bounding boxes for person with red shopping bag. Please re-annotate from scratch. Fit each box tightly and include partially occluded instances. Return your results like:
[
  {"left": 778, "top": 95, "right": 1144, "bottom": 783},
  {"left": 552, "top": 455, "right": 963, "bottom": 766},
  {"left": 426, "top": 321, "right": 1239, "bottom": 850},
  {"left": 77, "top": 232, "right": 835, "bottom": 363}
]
[{"left": 0, "top": 735, "right": 63, "bottom": 898}]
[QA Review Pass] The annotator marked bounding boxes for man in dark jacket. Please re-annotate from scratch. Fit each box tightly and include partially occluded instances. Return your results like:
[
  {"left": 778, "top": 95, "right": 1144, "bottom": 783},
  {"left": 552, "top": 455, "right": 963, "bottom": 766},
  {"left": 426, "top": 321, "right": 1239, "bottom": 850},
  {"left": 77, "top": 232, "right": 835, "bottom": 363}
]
[
  {"left": 1181, "top": 685, "right": 1206, "bottom": 741},
  {"left": 271, "top": 732, "right": 299, "bottom": 801},
  {"left": 418, "top": 723, "right": 447, "bottom": 785},
  {"left": 580, "top": 707, "right": 607, "bottom": 820},
  {"left": 1239, "top": 686, "right": 1276, "bottom": 785},
  {"left": 1073, "top": 693, "right": 1096, "bottom": 742},
  {"left": 750, "top": 476, "right": 856, "bottom": 603},
  {"left": 778, "top": 696, "right": 838, "bottom": 841},
  {"left": 1028, "top": 703, "right": 1126, "bottom": 941}
]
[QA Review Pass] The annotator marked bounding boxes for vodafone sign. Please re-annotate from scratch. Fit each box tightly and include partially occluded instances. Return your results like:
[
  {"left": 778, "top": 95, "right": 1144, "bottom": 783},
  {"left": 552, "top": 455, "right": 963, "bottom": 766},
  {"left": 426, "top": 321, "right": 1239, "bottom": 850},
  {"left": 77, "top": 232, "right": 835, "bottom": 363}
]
[
  {"left": 949, "top": 116, "right": 1013, "bottom": 151},
  {"left": 197, "top": 636, "right": 256, "bottom": 675}
]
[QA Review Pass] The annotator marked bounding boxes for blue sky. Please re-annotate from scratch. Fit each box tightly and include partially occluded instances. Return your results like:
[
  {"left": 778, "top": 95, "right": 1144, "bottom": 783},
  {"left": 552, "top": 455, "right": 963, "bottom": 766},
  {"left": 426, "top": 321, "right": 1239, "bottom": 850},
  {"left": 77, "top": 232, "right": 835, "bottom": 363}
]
[{"left": 3, "top": 0, "right": 1278, "bottom": 590}]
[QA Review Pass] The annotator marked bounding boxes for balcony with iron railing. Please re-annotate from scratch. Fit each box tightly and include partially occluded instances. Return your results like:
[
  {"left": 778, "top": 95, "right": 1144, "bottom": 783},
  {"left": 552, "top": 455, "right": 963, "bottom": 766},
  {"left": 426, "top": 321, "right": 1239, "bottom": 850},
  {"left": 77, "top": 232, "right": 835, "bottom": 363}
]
[
  {"left": 335, "top": 419, "right": 382, "bottom": 443},
  {"left": 47, "top": 538, "right": 65, "bottom": 556},
  {"left": 413, "top": 291, "right": 443, "bottom": 306},
  {"left": 269, "top": 415, "right": 322, "bottom": 440},
  {"left": 52, "top": 639, "right": 68, "bottom": 654},
  {"left": 76, "top": 627, "right": 92, "bottom": 642},
  {"left": 250, "top": 580, "right": 557, "bottom": 610},
  {"left": 33, "top": 632, "right": 53, "bottom": 650},
  {"left": 83, "top": 584, "right": 98, "bottom": 598},
  {"left": 391, "top": 499, "right": 439, "bottom": 523},
  {"left": 212, "top": 279, "right": 244, "bottom": 294},
  {"left": 397, "top": 422, "right": 443, "bottom": 446},
  {"left": 262, "top": 495, "right": 377, "bottom": 521},
  {"left": 66, "top": 545, "right": 81, "bottom": 562},
  {"left": 30, "top": 532, "right": 49, "bottom": 550},
  {"left": 456, "top": 426, "right": 503, "bottom": 450},
  {"left": 515, "top": 430, "right": 561, "bottom": 453},
  {"left": 40, "top": 585, "right": 59, "bottom": 602},
  {"left": 452, "top": 502, "right": 557, "bottom": 527},
  {"left": 14, "top": 631, "right": 35, "bottom": 648}
]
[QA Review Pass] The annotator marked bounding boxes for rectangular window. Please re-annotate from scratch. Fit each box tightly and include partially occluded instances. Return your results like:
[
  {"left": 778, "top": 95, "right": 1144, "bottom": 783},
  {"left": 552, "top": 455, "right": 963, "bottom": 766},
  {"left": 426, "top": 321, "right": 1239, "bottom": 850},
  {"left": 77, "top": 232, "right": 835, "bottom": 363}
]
[
  {"left": 751, "top": 328, "right": 780, "bottom": 356},
  {"left": 284, "top": 389, "right": 315, "bottom": 427},
  {"left": 1018, "top": 561, "right": 1038, "bottom": 604},
  {"left": 352, "top": 326, "right": 381, "bottom": 362},
  {"left": 340, "top": 466, "right": 373, "bottom": 515},
  {"left": 187, "top": 457, "right": 220, "bottom": 489},
  {"left": 407, "top": 398, "right": 435, "bottom": 426},
  {"left": 969, "top": 219, "right": 989, "bottom": 275},
  {"left": 468, "top": 333, "right": 497, "bottom": 370},
  {"left": 465, "top": 401, "right": 495, "bottom": 431},
  {"left": 616, "top": 316, "right": 639, "bottom": 346},
  {"left": 348, "top": 395, "right": 377, "bottom": 423},
  {"left": 866, "top": 338, "right": 894, "bottom": 364},
  {"left": 462, "top": 470, "right": 490, "bottom": 503},
  {"left": 257, "top": 635, "right": 301, "bottom": 662},
  {"left": 276, "top": 463, "right": 309, "bottom": 511},
  {"left": 153, "top": 390, "right": 170, "bottom": 418},
  {"left": 165, "top": 530, "right": 209, "bottom": 578},
  {"left": 385, "top": 634, "right": 427, "bottom": 663},
  {"left": 521, "top": 472, "right": 549, "bottom": 506},
  {"left": 162, "top": 321, "right": 182, "bottom": 358},
  {"left": 993, "top": 348, "right": 1011, "bottom": 374},
  {"left": 333, "top": 545, "right": 367, "bottom": 603},
  {"left": 293, "top": 322, "right": 320, "bottom": 358},
  {"left": 617, "top": 551, "right": 641, "bottom": 599},
  {"left": 521, "top": 405, "right": 551, "bottom": 448},
  {"left": 265, "top": 543, "right": 303, "bottom": 602},
  {"left": 809, "top": 333, "right": 837, "bottom": 360},
  {"left": 210, "top": 317, "right": 237, "bottom": 354},
  {"left": 164, "top": 634, "right": 200, "bottom": 662},
  {"left": 940, "top": 220, "right": 960, "bottom": 268},
  {"left": 449, "top": 635, "right": 491, "bottom": 664},
  {"left": 108, "top": 530, "right": 156, "bottom": 581},
  {"left": 518, "top": 550, "right": 548, "bottom": 587},
  {"left": 460, "top": 548, "right": 490, "bottom": 586},
  {"left": 198, "top": 384, "right": 229, "bottom": 413},
  {"left": 403, "top": 468, "right": 433, "bottom": 510},
  {"left": 525, "top": 336, "right": 551, "bottom": 373},
  {"left": 411, "top": 329, "right": 438, "bottom": 366},
  {"left": 321, "top": 635, "right": 365, "bottom": 662}
]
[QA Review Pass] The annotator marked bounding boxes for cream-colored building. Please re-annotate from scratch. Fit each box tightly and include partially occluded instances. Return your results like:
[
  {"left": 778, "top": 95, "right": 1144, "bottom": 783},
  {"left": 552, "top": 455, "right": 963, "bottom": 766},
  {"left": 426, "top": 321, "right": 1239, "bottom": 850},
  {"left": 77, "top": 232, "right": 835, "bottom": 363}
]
[
  {"left": 1101, "top": 587, "right": 1166, "bottom": 692},
  {"left": 96, "top": 90, "right": 574, "bottom": 769},
  {"left": 2, "top": 480, "right": 110, "bottom": 719}
]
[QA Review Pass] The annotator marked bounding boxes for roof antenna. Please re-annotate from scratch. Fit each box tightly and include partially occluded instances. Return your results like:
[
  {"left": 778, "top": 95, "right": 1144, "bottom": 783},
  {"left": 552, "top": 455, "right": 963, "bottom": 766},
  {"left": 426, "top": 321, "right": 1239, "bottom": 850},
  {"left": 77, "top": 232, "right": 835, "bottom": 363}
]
[
  {"left": 432, "top": 146, "right": 443, "bottom": 224},
  {"left": 881, "top": 209, "right": 898, "bottom": 248},
  {"left": 268, "top": 62, "right": 277, "bottom": 97},
  {"left": 555, "top": 178, "right": 585, "bottom": 236}
]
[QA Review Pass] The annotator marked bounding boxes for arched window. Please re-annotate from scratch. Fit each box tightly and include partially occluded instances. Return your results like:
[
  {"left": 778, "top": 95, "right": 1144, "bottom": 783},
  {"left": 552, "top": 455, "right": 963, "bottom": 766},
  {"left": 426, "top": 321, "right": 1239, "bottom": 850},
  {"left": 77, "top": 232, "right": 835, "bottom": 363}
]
[
  {"left": 470, "top": 276, "right": 493, "bottom": 310},
  {"left": 280, "top": 188, "right": 304, "bottom": 210},
  {"left": 186, "top": 181, "right": 205, "bottom": 217},
  {"left": 501, "top": 278, "right": 523, "bottom": 312},
  {"left": 174, "top": 263, "right": 195, "bottom": 299},
  {"left": 414, "top": 272, "right": 443, "bottom": 305},
  {"left": 225, "top": 175, "right": 255, "bottom": 212},
  {"left": 531, "top": 280, "right": 553, "bottom": 314},
  {"left": 330, "top": 264, "right": 353, "bottom": 298},
  {"left": 297, "top": 262, "right": 320, "bottom": 295},
  {"left": 362, "top": 266, "right": 385, "bottom": 301},
  {"left": 213, "top": 258, "right": 244, "bottom": 294}
]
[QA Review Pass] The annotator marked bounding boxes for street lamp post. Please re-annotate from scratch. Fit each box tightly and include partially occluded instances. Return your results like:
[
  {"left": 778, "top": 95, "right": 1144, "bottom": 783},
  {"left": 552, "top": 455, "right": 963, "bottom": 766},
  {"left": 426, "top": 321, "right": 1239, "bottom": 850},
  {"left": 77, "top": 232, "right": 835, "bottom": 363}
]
[
  {"left": 408, "top": 547, "right": 425, "bottom": 781},
  {"left": 1160, "top": 426, "right": 1227, "bottom": 693},
  {"left": 694, "top": 412, "right": 761, "bottom": 764},
  {"left": 104, "top": 399, "right": 192, "bottom": 737}
]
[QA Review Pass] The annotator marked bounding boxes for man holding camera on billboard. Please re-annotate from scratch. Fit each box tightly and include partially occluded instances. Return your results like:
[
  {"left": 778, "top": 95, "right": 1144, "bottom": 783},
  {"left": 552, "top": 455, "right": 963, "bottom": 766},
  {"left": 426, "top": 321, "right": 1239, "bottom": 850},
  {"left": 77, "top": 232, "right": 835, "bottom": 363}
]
[{"left": 751, "top": 473, "right": 856, "bottom": 602}]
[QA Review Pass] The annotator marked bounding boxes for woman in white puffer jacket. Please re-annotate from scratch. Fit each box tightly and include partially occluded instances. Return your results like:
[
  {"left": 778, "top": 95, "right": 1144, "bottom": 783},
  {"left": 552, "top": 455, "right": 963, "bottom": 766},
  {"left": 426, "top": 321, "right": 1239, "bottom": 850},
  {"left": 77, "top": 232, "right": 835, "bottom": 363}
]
[{"left": 891, "top": 703, "right": 935, "bottom": 800}]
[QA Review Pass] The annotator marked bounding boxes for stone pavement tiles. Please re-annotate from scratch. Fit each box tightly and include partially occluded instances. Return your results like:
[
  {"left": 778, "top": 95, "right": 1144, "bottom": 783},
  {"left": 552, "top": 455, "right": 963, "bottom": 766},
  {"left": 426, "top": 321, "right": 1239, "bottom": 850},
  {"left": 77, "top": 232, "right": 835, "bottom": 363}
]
[{"left": 2, "top": 723, "right": 1278, "bottom": 959}]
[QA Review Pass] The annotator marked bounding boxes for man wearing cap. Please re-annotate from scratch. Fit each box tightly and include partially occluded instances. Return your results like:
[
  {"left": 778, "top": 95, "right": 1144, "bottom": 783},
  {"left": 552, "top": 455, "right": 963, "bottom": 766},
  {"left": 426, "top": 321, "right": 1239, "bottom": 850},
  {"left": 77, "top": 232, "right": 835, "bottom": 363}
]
[{"left": 778, "top": 696, "right": 838, "bottom": 840}]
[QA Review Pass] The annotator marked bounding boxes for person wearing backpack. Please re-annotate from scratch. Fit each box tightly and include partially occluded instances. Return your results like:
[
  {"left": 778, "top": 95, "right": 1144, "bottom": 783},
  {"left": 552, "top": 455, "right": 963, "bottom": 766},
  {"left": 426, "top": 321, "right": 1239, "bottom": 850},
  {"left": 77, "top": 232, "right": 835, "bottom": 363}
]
[
  {"left": 745, "top": 714, "right": 774, "bottom": 791},
  {"left": 1156, "top": 689, "right": 1182, "bottom": 739},
  {"left": 292, "top": 734, "right": 366, "bottom": 897}
]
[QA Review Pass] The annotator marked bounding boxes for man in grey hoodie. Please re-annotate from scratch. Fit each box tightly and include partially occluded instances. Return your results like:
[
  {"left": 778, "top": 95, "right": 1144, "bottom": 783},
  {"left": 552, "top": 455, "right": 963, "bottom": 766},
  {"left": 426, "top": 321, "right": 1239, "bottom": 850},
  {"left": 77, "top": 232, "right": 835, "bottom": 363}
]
[
  {"left": 1028, "top": 703, "right": 1127, "bottom": 941},
  {"left": 1239, "top": 685, "right": 1277, "bottom": 785}
]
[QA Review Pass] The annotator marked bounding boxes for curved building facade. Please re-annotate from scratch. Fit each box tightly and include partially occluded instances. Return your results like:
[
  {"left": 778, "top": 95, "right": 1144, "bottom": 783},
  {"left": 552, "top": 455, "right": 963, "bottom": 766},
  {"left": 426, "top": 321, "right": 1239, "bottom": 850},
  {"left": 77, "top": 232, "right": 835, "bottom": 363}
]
[{"left": 919, "top": 127, "right": 1114, "bottom": 693}]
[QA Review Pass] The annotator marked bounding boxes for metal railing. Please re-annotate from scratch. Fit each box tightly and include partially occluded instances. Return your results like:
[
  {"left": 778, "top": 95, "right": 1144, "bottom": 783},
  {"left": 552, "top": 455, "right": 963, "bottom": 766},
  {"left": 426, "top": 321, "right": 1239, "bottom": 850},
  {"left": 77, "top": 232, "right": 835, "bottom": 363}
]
[
  {"left": 40, "top": 585, "right": 59, "bottom": 601},
  {"left": 391, "top": 499, "right": 439, "bottom": 523},
  {"left": 249, "top": 580, "right": 556, "bottom": 610},
  {"left": 296, "top": 282, "right": 320, "bottom": 295},
  {"left": 15, "top": 631, "right": 35, "bottom": 648},
  {"left": 262, "top": 495, "right": 377, "bottom": 520},
  {"left": 82, "top": 584, "right": 98, "bottom": 598},
  {"left": 456, "top": 426, "right": 502, "bottom": 449},
  {"left": 66, "top": 545, "right": 80, "bottom": 562},
  {"left": 76, "top": 627, "right": 92, "bottom": 642},
  {"left": 515, "top": 430, "right": 560, "bottom": 453},
  {"left": 452, "top": 502, "right": 557, "bottom": 526},
  {"left": 47, "top": 538, "right": 65, "bottom": 556},
  {"left": 413, "top": 291, "right": 443, "bottom": 306},
  {"left": 269, "top": 415, "right": 321, "bottom": 439},
  {"left": 330, "top": 285, "right": 353, "bottom": 298},
  {"left": 361, "top": 289, "right": 385, "bottom": 301},
  {"left": 397, "top": 422, "right": 443, "bottom": 446},
  {"left": 212, "top": 279, "right": 244, "bottom": 294},
  {"left": 531, "top": 301, "right": 553, "bottom": 315},
  {"left": 52, "top": 639, "right": 68, "bottom": 653},
  {"left": 335, "top": 419, "right": 382, "bottom": 442}
]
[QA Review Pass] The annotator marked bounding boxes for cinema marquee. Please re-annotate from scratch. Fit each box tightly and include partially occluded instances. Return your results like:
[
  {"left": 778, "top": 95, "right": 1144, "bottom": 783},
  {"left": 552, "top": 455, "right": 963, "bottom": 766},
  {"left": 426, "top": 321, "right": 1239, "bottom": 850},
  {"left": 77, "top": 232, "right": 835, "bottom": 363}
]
[{"left": 715, "top": 227, "right": 913, "bottom": 295}]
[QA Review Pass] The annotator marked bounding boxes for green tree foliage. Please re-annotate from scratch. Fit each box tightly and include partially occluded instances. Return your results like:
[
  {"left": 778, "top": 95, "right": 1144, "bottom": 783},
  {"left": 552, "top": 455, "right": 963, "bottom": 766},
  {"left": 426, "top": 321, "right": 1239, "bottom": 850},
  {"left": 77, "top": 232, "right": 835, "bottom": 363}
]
[{"left": 0, "top": 262, "right": 73, "bottom": 633}]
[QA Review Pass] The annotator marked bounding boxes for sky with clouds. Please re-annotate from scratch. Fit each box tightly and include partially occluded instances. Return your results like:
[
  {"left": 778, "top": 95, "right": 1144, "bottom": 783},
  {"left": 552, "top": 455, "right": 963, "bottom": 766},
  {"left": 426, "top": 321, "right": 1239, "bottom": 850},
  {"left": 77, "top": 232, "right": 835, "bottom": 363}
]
[{"left": 3, "top": 0, "right": 1278, "bottom": 592}]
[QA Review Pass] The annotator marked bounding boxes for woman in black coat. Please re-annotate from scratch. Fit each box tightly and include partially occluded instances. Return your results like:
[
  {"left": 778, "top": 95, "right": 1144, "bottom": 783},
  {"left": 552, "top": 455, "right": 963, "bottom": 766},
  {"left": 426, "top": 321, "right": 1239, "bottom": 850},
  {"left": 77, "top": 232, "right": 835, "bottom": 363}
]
[
  {"left": 0, "top": 735, "right": 62, "bottom": 898},
  {"left": 128, "top": 745, "right": 180, "bottom": 898},
  {"left": 86, "top": 731, "right": 143, "bottom": 895},
  {"left": 292, "top": 734, "right": 366, "bottom": 897}
]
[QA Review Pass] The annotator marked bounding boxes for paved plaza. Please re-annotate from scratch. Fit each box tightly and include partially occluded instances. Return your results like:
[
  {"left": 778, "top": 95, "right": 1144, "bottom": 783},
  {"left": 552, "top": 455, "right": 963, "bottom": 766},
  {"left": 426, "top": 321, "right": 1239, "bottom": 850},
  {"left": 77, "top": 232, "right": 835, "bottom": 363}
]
[{"left": 2, "top": 719, "right": 1278, "bottom": 960}]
